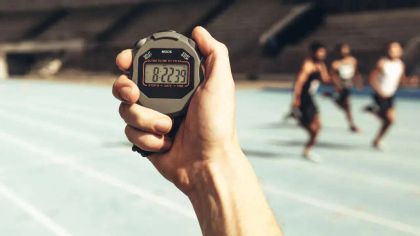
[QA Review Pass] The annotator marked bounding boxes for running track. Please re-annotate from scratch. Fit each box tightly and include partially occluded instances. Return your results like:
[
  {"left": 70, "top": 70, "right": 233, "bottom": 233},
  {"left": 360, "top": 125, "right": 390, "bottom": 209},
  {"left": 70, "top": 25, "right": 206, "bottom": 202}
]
[{"left": 0, "top": 79, "right": 419, "bottom": 236}]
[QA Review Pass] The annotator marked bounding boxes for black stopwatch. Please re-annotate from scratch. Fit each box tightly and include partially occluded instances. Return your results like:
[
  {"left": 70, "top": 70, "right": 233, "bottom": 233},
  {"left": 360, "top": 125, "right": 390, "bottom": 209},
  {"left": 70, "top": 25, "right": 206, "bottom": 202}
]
[{"left": 130, "top": 30, "right": 204, "bottom": 156}]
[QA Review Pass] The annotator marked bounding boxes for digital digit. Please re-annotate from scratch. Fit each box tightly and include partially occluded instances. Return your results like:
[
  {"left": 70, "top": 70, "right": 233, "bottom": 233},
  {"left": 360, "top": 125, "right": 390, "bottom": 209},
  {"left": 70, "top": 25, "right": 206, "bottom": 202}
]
[
  {"left": 152, "top": 67, "right": 159, "bottom": 82},
  {"left": 175, "top": 69, "right": 180, "bottom": 83},
  {"left": 180, "top": 69, "right": 187, "bottom": 83},
  {"left": 161, "top": 67, "right": 168, "bottom": 82},
  {"left": 167, "top": 67, "right": 175, "bottom": 83}
]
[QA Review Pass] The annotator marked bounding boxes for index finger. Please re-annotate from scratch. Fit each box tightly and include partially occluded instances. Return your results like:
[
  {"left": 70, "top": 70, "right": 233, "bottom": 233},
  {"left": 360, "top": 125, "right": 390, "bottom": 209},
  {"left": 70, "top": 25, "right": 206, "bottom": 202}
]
[
  {"left": 112, "top": 75, "right": 139, "bottom": 103},
  {"left": 116, "top": 49, "right": 133, "bottom": 71}
]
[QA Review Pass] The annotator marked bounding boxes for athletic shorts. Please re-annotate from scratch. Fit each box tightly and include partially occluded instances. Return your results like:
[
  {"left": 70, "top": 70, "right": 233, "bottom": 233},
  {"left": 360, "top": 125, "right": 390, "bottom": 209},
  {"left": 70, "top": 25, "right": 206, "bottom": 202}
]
[
  {"left": 298, "top": 97, "right": 318, "bottom": 127},
  {"left": 373, "top": 93, "right": 394, "bottom": 117},
  {"left": 335, "top": 88, "right": 350, "bottom": 107}
]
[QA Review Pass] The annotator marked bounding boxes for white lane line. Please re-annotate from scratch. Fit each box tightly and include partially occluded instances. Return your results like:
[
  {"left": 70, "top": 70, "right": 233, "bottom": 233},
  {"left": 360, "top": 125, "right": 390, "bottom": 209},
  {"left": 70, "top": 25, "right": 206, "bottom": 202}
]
[
  {"left": 0, "top": 182, "right": 73, "bottom": 236},
  {"left": 0, "top": 102, "right": 120, "bottom": 130},
  {"left": 0, "top": 131, "right": 195, "bottom": 219},
  {"left": 0, "top": 110, "right": 99, "bottom": 144},
  {"left": 0, "top": 96, "right": 112, "bottom": 118},
  {"left": 249, "top": 150, "right": 420, "bottom": 193},
  {"left": 1, "top": 102, "right": 419, "bottom": 194},
  {"left": 316, "top": 164, "right": 420, "bottom": 193},
  {"left": 264, "top": 184, "right": 420, "bottom": 236},
  {"left": 283, "top": 161, "right": 420, "bottom": 193}
]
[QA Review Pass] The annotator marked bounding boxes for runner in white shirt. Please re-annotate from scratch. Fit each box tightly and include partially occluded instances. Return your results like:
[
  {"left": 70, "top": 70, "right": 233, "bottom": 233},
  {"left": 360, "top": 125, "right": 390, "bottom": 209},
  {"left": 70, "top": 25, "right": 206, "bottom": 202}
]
[
  {"left": 364, "top": 41, "right": 411, "bottom": 149},
  {"left": 327, "top": 43, "right": 363, "bottom": 132}
]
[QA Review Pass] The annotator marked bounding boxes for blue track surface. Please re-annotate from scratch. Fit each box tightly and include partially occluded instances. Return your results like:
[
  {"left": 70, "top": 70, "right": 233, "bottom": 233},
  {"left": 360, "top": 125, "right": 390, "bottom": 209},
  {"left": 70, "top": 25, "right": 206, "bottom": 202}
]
[{"left": 0, "top": 80, "right": 419, "bottom": 236}]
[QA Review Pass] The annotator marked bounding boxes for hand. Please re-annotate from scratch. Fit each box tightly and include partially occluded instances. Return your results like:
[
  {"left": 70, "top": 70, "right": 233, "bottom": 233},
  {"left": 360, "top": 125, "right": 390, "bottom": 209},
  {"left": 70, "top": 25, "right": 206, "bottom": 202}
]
[
  {"left": 112, "top": 26, "right": 239, "bottom": 194},
  {"left": 292, "top": 99, "right": 301, "bottom": 108},
  {"left": 113, "top": 28, "right": 282, "bottom": 236},
  {"left": 376, "top": 90, "right": 387, "bottom": 98},
  {"left": 315, "top": 62, "right": 327, "bottom": 72}
]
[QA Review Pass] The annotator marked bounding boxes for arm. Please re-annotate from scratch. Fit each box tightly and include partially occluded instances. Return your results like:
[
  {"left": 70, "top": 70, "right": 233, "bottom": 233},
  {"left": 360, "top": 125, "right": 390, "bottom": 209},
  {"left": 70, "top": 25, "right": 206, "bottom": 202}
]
[
  {"left": 352, "top": 60, "right": 364, "bottom": 90},
  {"left": 292, "top": 61, "right": 310, "bottom": 108},
  {"left": 369, "top": 59, "right": 384, "bottom": 97},
  {"left": 330, "top": 61, "right": 343, "bottom": 91},
  {"left": 400, "top": 65, "right": 410, "bottom": 86},
  {"left": 188, "top": 149, "right": 282, "bottom": 236},
  {"left": 318, "top": 62, "right": 331, "bottom": 84},
  {"left": 113, "top": 26, "right": 282, "bottom": 236}
]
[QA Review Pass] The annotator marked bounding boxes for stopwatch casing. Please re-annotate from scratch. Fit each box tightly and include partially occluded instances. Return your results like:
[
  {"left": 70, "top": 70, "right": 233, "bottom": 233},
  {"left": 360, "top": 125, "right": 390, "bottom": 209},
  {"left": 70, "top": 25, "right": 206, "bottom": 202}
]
[{"left": 131, "top": 31, "right": 204, "bottom": 118}]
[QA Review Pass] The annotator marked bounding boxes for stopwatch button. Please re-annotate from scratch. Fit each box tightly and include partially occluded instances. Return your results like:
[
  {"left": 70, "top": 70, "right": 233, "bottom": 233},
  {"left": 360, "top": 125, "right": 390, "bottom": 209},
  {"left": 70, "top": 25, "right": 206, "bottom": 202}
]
[
  {"left": 152, "top": 31, "right": 180, "bottom": 40},
  {"left": 134, "top": 38, "right": 147, "bottom": 48}
]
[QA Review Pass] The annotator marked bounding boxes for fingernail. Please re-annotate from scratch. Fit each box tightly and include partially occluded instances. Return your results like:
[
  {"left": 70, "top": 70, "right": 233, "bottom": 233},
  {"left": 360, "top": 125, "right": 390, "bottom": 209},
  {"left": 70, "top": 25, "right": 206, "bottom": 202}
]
[
  {"left": 120, "top": 87, "right": 132, "bottom": 102},
  {"left": 155, "top": 118, "right": 171, "bottom": 134}
]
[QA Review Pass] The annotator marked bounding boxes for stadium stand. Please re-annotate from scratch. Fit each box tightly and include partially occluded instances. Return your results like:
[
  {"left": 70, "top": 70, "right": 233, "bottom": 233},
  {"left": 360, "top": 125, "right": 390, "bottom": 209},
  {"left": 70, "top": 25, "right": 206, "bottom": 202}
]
[
  {"left": 283, "top": 0, "right": 420, "bottom": 12},
  {"left": 204, "top": 0, "right": 294, "bottom": 73},
  {"left": 0, "top": 11, "right": 54, "bottom": 42},
  {"left": 35, "top": 5, "right": 132, "bottom": 41},
  {"left": 261, "top": 8, "right": 420, "bottom": 75},
  {"left": 0, "top": 0, "right": 419, "bottom": 78},
  {"left": 63, "top": 0, "right": 225, "bottom": 72},
  {"left": 0, "top": 0, "right": 153, "bottom": 11},
  {"left": 105, "top": 1, "right": 223, "bottom": 47}
]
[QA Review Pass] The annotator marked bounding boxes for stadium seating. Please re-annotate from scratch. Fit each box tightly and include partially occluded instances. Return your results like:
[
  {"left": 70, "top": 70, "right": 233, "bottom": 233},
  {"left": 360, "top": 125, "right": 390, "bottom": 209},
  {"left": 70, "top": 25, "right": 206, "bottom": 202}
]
[
  {"left": 204, "top": 0, "right": 293, "bottom": 72},
  {"left": 263, "top": 8, "right": 420, "bottom": 74},
  {"left": 63, "top": 1, "right": 223, "bottom": 72},
  {"left": 1, "top": 0, "right": 419, "bottom": 77},
  {"left": 0, "top": 11, "right": 52, "bottom": 42},
  {"left": 35, "top": 5, "right": 132, "bottom": 41},
  {"left": 106, "top": 1, "right": 221, "bottom": 47},
  {"left": 0, "top": 0, "right": 147, "bottom": 11}
]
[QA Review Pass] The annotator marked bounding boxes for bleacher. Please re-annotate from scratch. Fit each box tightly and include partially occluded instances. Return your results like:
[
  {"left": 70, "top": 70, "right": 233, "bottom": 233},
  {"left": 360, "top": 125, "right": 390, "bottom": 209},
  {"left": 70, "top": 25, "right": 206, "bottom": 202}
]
[
  {"left": 62, "top": 1, "right": 223, "bottom": 72},
  {"left": 0, "top": 0, "right": 419, "bottom": 78},
  {"left": 0, "top": 0, "right": 145, "bottom": 11},
  {"left": 263, "top": 8, "right": 420, "bottom": 74},
  {"left": 35, "top": 5, "right": 132, "bottom": 41},
  {"left": 204, "top": 0, "right": 293, "bottom": 73},
  {"left": 106, "top": 1, "right": 221, "bottom": 47},
  {"left": 0, "top": 11, "right": 53, "bottom": 42}
]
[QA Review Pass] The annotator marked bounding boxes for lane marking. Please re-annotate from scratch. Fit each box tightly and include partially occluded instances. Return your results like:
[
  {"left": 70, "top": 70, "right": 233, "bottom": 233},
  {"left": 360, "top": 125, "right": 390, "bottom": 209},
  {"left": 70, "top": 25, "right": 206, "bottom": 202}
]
[
  {"left": 266, "top": 160, "right": 420, "bottom": 193},
  {"left": 248, "top": 149, "right": 420, "bottom": 193},
  {"left": 0, "top": 131, "right": 195, "bottom": 219},
  {"left": 0, "top": 102, "right": 119, "bottom": 130},
  {"left": 0, "top": 94, "right": 112, "bottom": 118},
  {"left": 0, "top": 103, "right": 419, "bottom": 196},
  {"left": 0, "top": 110, "right": 99, "bottom": 144},
  {"left": 265, "top": 184, "right": 420, "bottom": 236},
  {"left": 0, "top": 182, "right": 73, "bottom": 236},
  {"left": 309, "top": 163, "right": 420, "bottom": 193}
]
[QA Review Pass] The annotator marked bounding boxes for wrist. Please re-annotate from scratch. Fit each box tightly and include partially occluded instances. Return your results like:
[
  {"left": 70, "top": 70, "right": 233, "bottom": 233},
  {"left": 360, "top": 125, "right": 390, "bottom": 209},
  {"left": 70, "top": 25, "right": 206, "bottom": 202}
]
[
  {"left": 186, "top": 147, "right": 247, "bottom": 235},
  {"left": 185, "top": 146, "right": 282, "bottom": 236},
  {"left": 186, "top": 144, "right": 244, "bottom": 198}
]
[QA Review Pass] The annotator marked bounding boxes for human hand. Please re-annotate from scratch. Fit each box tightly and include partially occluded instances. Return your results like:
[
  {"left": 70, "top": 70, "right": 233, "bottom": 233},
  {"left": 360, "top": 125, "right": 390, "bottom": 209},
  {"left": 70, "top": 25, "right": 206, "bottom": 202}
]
[
  {"left": 112, "top": 26, "right": 240, "bottom": 194},
  {"left": 292, "top": 99, "right": 301, "bottom": 108}
]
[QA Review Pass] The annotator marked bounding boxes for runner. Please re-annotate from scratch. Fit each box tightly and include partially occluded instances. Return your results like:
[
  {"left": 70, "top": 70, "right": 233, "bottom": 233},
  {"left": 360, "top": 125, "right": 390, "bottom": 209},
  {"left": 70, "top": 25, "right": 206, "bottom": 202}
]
[
  {"left": 364, "top": 41, "right": 413, "bottom": 149},
  {"left": 327, "top": 43, "right": 363, "bottom": 132},
  {"left": 292, "top": 41, "right": 330, "bottom": 161}
]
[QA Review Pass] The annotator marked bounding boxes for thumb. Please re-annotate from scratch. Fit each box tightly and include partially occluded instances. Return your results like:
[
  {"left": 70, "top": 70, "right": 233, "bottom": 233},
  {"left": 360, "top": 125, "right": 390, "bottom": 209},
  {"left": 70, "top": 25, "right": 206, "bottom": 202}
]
[{"left": 191, "top": 26, "right": 233, "bottom": 85}]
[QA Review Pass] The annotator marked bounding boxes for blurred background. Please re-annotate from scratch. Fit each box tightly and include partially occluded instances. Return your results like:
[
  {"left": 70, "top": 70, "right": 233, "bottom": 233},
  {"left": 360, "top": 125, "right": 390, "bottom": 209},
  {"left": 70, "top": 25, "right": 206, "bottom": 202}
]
[
  {"left": 1, "top": 1, "right": 420, "bottom": 236},
  {"left": 1, "top": 0, "right": 420, "bottom": 80}
]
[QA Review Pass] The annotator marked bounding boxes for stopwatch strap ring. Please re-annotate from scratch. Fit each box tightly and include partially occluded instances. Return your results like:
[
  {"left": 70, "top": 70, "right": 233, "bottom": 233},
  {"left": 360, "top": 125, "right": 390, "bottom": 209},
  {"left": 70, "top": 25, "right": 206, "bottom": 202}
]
[{"left": 132, "top": 116, "right": 183, "bottom": 157}]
